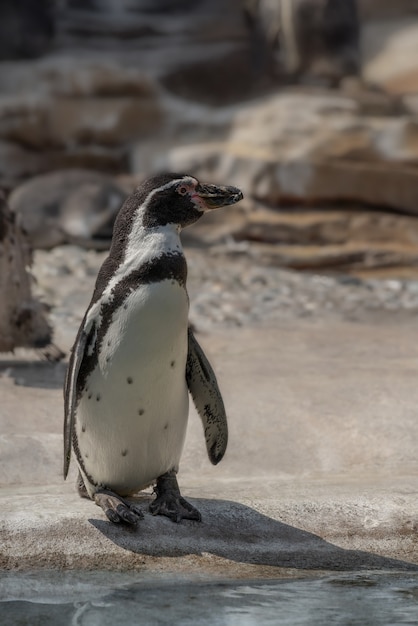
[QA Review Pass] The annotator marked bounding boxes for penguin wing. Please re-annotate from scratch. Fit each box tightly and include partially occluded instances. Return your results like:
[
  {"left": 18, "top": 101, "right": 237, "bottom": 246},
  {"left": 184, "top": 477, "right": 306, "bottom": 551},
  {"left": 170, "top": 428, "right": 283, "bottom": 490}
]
[
  {"left": 63, "top": 303, "right": 99, "bottom": 479},
  {"left": 186, "top": 327, "right": 228, "bottom": 465}
]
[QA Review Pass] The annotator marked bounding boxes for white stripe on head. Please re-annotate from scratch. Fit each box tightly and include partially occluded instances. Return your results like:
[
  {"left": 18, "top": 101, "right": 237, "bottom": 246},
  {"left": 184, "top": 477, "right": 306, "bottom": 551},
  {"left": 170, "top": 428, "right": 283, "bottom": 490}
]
[{"left": 100, "top": 176, "right": 195, "bottom": 310}]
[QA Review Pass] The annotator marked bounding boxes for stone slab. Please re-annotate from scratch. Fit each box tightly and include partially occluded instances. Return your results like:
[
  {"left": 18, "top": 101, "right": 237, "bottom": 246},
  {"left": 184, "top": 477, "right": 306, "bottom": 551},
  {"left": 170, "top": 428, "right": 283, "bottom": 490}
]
[{"left": 2, "top": 320, "right": 418, "bottom": 575}]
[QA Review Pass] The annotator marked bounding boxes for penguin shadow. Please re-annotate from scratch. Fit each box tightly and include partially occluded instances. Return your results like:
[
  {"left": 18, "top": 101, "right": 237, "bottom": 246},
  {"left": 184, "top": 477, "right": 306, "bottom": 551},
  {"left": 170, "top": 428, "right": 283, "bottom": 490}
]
[
  {"left": 90, "top": 497, "right": 418, "bottom": 573},
  {"left": 0, "top": 359, "right": 67, "bottom": 389}
]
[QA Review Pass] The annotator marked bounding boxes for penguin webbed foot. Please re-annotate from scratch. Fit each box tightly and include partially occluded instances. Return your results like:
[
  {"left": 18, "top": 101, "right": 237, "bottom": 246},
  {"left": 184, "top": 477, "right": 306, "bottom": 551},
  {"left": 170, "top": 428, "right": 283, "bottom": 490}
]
[
  {"left": 94, "top": 489, "right": 144, "bottom": 525},
  {"left": 149, "top": 471, "right": 201, "bottom": 523}
]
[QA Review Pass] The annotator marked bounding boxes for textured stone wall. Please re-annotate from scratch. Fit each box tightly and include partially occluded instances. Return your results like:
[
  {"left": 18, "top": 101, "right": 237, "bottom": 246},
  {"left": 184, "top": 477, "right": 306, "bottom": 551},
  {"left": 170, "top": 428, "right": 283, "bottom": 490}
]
[{"left": 0, "top": 194, "right": 52, "bottom": 351}]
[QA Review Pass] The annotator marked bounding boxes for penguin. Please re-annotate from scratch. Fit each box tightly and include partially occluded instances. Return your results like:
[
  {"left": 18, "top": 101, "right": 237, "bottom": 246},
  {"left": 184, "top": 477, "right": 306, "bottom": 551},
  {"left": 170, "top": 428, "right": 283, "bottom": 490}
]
[{"left": 64, "top": 173, "right": 243, "bottom": 525}]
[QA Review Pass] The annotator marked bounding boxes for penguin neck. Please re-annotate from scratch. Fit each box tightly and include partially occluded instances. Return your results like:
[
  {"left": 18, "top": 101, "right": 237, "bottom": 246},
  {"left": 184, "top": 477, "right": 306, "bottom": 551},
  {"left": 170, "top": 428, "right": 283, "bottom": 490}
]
[{"left": 122, "top": 221, "right": 183, "bottom": 275}]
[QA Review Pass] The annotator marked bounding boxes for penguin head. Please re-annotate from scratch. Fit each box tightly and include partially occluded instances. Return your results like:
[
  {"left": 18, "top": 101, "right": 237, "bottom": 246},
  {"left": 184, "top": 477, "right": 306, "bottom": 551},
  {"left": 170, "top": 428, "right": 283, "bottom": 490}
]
[{"left": 135, "top": 173, "right": 243, "bottom": 229}]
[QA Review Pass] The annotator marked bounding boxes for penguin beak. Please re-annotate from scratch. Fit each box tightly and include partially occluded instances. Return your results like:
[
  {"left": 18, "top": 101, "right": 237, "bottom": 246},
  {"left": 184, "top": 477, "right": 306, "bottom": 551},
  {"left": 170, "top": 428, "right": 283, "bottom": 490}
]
[{"left": 195, "top": 183, "right": 243, "bottom": 210}]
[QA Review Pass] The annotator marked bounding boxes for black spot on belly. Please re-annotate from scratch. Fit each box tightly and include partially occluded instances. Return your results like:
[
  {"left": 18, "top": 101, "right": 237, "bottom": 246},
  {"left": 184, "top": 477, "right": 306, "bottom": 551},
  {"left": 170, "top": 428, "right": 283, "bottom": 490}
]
[
  {"left": 96, "top": 394, "right": 101, "bottom": 401},
  {"left": 88, "top": 393, "right": 92, "bottom": 400},
  {"left": 127, "top": 377, "right": 133, "bottom": 384},
  {"left": 170, "top": 360, "right": 175, "bottom": 368},
  {"left": 164, "top": 424, "right": 169, "bottom": 430},
  {"left": 84, "top": 452, "right": 89, "bottom": 459},
  {"left": 107, "top": 340, "right": 111, "bottom": 347},
  {"left": 81, "top": 425, "right": 86, "bottom": 433},
  {"left": 122, "top": 449, "right": 128, "bottom": 456},
  {"left": 138, "top": 408, "right": 145, "bottom": 416}
]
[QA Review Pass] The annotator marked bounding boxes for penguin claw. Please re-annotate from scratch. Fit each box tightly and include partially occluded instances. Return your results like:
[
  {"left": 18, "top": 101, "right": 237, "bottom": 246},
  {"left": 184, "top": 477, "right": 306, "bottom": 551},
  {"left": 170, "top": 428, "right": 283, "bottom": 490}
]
[
  {"left": 149, "top": 494, "right": 201, "bottom": 523},
  {"left": 94, "top": 490, "right": 144, "bottom": 525},
  {"left": 106, "top": 508, "right": 122, "bottom": 524},
  {"left": 116, "top": 504, "right": 142, "bottom": 525}
]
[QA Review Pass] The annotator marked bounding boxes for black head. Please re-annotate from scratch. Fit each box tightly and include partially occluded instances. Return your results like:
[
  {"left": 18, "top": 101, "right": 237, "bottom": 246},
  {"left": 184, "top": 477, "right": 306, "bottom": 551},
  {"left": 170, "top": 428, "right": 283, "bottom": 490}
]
[
  {"left": 131, "top": 173, "right": 243, "bottom": 229},
  {"left": 108, "top": 173, "right": 243, "bottom": 262}
]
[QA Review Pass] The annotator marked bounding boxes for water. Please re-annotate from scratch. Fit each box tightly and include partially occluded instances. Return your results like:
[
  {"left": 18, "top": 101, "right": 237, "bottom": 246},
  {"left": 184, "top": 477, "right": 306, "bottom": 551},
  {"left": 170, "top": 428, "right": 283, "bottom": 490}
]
[{"left": 2, "top": 571, "right": 418, "bottom": 625}]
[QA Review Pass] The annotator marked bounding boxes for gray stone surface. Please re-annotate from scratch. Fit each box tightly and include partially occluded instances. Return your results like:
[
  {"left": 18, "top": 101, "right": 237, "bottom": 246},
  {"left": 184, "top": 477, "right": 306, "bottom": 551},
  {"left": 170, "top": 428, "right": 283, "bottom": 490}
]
[
  {"left": 0, "top": 194, "right": 52, "bottom": 353},
  {"left": 2, "top": 317, "right": 418, "bottom": 575}
]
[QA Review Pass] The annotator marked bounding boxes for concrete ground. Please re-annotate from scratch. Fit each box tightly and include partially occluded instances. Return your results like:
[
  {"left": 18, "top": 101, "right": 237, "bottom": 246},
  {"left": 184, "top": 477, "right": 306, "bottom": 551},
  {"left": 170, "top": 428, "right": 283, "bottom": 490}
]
[{"left": 2, "top": 318, "right": 418, "bottom": 577}]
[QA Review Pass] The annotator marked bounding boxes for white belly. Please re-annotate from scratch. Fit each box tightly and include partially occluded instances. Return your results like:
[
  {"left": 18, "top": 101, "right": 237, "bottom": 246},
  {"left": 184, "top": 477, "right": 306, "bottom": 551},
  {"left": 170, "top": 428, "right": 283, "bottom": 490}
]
[{"left": 76, "top": 279, "right": 189, "bottom": 496}]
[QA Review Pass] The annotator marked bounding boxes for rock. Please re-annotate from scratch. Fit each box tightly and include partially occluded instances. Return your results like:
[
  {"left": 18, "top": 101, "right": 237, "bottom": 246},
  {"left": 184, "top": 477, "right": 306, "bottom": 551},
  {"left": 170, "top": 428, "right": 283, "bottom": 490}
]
[
  {"left": 234, "top": 205, "right": 418, "bottom": 246},
  {"left": 0, "top": 140, "right": 49, "bottom": 191},
  {"left": 362, "top": 17, "right": 418, "bottom": 95},
  {"left": 195, "top": 204, "right": 418, "bottom": 273},
  {"left": 46, "top": 145, "right": 129, "bottom": 174},
  {"left": 8, "top": 169, "right": 127, "bottom": 249},
  {"left": 359, "top": 0, "right": 418, "bottom": 19},
  {"left": 0, "top": 95, "right": 48, "bottom": 149},
  {"left": 246, "top": 0, "right": 360, "bottom": 84},
  {"left": 0, "top": 57, "right": 157, "bottom": 99},
  {"left": 163, "top": 91, "right": 418, "bottom": 216},
  {"left": 56, "top": 0, "right": 254, "bottom": 105},
  {"left": 245, "top": 241, "right": 418, "bottom": 273},
  {"left": 160, "top": 45, "right": 256, "bottom": 106},
  {"left": 339, "top": 77, "right": 404, "bottom": 116},
  {"left": 47, "top": 95, "right": 161, "bottom": 148},
  {"left": 161, "top": 88, "right": 418, "bottom": 272},
  {"left": 0, "top": 193, "right": 54, "bottom": 353},
  {"left": 0, "top": 58, "right": 161, "bottom": 147},
  {"left": 0, "top": 59, "right": 161, "bottom": 186},
  {"left": 0, "top": 92, "right": 133, "bottom": 179},
  {"left": 0, "top": 0, "right": 54, "bottom": 61},
  {"left": 4, "top": 319, "right": 418, "bottom": 570}
]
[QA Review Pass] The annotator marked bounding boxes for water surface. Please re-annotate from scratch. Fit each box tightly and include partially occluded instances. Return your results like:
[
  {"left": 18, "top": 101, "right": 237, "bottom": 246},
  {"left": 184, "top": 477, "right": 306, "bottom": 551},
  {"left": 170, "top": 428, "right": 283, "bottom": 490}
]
[{"left": 2, "top": 570, "right": 418, "bottom": 625}]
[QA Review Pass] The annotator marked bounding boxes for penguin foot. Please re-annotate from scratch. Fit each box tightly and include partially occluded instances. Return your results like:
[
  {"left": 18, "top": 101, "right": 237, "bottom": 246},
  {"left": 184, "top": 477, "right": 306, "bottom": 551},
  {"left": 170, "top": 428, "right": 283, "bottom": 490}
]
[
  {"left": 94, "top": 489, "right": 144, "bottom": 525},
  {"left": 149, "top": 471, "right": 201, "bottom": 523}
]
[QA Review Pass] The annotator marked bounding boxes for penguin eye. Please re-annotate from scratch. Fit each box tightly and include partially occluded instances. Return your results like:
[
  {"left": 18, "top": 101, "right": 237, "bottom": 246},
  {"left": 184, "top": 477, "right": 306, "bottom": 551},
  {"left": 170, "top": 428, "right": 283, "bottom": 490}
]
[{"left": 178, "top": 186, "right": 188, "bottom": 195}]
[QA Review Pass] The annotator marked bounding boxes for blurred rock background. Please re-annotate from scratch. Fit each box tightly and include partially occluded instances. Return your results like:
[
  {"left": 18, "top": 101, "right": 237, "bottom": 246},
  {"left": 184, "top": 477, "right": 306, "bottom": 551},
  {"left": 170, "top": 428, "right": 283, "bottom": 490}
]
[{"left": 2, "top": 0, "right": 418, "bottom": 291}]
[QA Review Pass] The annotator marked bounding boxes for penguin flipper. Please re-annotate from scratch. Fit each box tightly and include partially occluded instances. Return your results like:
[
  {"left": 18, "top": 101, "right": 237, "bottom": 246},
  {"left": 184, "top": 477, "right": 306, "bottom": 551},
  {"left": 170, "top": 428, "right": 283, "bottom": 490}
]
[
  {"left": 63, "top": 328, "right": 89, "bottom": 479},
  {"left": 186, "top": 327, "right": 228, "bottom": 465},
  {"left": 63, "top": 302, "right": 100, "bottom": 479}
]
